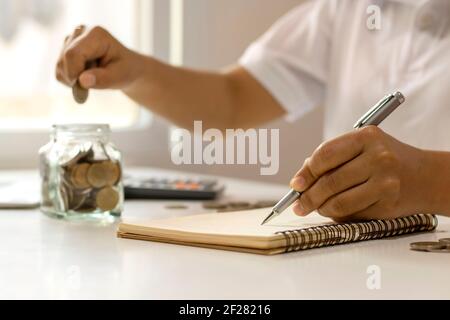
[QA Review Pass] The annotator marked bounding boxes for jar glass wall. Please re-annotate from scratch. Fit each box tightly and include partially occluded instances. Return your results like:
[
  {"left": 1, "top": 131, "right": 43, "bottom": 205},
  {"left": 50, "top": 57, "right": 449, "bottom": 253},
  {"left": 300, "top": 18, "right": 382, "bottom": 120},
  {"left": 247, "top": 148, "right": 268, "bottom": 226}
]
[{"left": 39, "top": 124, "right": 124, "bottom": 223}]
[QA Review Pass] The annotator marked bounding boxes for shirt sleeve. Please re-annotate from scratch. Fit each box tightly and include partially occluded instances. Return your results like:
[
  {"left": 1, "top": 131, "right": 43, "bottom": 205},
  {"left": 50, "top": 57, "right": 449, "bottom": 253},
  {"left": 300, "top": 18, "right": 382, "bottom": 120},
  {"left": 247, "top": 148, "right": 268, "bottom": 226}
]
[{"left": 239, "top": 0, "right": 336, "bottom": 122}]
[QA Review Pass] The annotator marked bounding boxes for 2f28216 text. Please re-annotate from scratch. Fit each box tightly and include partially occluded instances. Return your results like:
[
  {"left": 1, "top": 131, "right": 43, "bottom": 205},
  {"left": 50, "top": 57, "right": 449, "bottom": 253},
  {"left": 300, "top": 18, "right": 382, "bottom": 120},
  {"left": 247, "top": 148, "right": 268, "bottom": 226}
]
[{"left": 178, "top": 304, "right": 272, "bottom": 318}]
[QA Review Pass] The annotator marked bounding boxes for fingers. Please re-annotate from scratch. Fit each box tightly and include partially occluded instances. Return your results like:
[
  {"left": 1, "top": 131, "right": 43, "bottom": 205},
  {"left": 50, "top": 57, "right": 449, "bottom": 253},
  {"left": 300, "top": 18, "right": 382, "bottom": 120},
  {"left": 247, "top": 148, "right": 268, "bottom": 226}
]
[
  {"left": 56, "top": 26, "right": 111, "bottom": 87},
  {"left": 316, "top": 181, "right": 379, "bottom": 219},
  {"left": 72, "top": 25, "right": 86, "bottom": 40},
  {"left": 78, "top": 60, "right": 126, "bottom": 89},
  {"left": 295, "top": 153, "right": 373, "bottom": 215},
  {"left": 79, "top": 67, "right": 110, "bottom": 89},
  {"left": 290, "top": 127, "right": 409, "bottom": 222},
  {"left": 57, "top": 25, "right": 87, "bottom": 85},
  {"left": 291, "top": 127, "right": 390, "bottom": 193},
  {"left": 78, "top": 70, "right": 97, "bottom": 89},
  {"left": 64, "top": 25, "right": 85, "bottom": 46},
  {"left": 291, "top": 130, "right": 367, "bottom": 192},
  {"left": 292, "top": 175, "right": 400, "bottom": 221}
]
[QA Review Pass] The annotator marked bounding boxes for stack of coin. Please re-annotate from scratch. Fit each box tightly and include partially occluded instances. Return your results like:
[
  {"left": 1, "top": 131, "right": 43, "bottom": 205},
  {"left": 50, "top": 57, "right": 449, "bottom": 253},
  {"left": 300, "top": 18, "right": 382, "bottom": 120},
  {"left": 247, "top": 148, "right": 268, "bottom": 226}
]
[
  {"left": 203, "top": 200, "right": 278, "bottom": 213},
  {"left": 59, "top": 145, "right": 122, "bottom": 213},
  {"left": 410, "top": 239, "right": 450, "bottom": 253}
]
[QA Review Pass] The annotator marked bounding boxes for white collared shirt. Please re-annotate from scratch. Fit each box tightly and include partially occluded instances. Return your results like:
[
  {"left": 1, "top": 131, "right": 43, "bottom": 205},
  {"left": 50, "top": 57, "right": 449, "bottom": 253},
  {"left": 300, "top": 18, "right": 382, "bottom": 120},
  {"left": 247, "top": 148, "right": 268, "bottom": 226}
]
[{"left": 240, "top": 0, "right": 450, "bottom": 150}]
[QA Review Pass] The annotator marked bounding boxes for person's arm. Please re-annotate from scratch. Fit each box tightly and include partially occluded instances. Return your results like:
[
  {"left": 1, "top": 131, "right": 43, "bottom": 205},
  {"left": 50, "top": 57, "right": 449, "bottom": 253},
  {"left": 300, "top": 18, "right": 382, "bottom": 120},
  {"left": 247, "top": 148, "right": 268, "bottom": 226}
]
[
  {"left": 420, "top": 151, "right": 450, "bottom": 216},
  {"left": 290, "top": 126, "right": 450, "bottom": 221},
  {"left": 56, "top": 26, "right": 285, "bottom": 131}
]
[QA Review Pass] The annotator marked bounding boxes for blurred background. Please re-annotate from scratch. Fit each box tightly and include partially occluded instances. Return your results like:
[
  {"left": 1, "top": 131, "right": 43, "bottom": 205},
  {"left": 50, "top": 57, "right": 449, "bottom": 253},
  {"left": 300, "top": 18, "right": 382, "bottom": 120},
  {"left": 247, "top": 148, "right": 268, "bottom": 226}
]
[{"left": 0, "top": 0, "right": 323, "bottom": 184}]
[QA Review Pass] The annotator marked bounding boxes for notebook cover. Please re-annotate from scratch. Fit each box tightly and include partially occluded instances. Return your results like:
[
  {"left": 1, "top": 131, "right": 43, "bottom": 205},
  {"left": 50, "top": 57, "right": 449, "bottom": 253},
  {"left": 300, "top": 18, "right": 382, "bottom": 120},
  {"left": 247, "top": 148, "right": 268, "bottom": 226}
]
[{"left": 118, "top": 208, "right": 438, "bottom": 255}]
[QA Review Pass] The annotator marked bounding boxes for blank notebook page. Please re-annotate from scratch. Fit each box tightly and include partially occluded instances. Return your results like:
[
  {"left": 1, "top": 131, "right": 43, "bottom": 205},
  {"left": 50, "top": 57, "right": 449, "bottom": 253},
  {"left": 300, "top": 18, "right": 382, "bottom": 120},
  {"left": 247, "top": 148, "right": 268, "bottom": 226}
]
[{"left": 119, "top": 207, "right": 334, "bottom": 250}]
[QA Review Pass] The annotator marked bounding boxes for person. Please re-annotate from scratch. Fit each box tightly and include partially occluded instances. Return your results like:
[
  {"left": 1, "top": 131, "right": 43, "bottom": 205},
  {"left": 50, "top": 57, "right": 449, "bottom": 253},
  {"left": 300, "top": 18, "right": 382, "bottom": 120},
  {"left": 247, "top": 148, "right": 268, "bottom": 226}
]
[{"left": 55, "top": 0, "right": 450, "bottom": 222}]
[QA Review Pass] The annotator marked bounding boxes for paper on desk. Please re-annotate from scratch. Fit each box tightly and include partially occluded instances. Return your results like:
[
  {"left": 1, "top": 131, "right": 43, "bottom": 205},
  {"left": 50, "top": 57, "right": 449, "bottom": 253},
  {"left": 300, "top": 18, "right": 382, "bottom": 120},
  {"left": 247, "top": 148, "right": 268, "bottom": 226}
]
[{"left": 0, "top": 180, "right": 40, "bottom": 209}]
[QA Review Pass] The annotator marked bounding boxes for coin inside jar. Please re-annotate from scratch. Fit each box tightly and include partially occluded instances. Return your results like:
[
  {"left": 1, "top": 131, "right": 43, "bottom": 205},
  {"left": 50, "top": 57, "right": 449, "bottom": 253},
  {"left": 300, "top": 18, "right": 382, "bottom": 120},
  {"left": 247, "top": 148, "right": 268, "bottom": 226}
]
[
  {"left": 70, "top": 163, "right": 91, "bottom": 189},
  {"left": 87, "top": 161, "right": 121, "bottom": 188},
  {"left": 96, "top": 187, "right": 120, "bottom": 211},
  {"left": 410, "top": 241, "right": 447, "bottom": 252},
  {"left": 102, "top": 161, "right": 121, "bottom": 186},
  {"left": 68, "top": 190, "right": 90, "bottom": 211}
]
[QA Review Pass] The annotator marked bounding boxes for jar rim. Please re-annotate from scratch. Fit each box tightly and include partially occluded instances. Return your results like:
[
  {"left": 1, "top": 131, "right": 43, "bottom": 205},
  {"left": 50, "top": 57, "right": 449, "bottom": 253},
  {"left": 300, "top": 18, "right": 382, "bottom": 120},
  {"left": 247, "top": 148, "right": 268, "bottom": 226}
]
[
  {"left": 52, "top": 124, "right": 111, "bottom": 140},
  {"left": 52, "top": 124, "right": 111, "bottom": 134}
]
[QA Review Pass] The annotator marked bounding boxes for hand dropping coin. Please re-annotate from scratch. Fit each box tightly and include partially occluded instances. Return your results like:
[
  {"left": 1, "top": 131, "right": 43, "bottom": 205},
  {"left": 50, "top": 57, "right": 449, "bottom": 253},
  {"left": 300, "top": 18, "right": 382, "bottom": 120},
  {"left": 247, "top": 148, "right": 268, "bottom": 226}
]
[
  {"left": 72, "top": 60, "right": 98, "bottom": 104},
  {"left": 72, "top": 82, "right": 89, "bottom": 104}
]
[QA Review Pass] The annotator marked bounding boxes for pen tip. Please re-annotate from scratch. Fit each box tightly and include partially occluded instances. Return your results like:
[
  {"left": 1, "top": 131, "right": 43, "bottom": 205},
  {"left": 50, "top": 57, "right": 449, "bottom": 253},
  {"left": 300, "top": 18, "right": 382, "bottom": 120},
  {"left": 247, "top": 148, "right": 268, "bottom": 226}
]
[{"left": 261, "top": 212, "right": 274, "bottom": 226}]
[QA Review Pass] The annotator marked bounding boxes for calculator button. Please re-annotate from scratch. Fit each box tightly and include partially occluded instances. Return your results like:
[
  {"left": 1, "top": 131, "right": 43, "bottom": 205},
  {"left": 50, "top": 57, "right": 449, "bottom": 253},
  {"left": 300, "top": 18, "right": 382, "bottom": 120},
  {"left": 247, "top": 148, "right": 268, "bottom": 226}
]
[
  {"left": 187, "top": 183, "right": 201, "bottom": 190},
  {"left": 175, "top": 183, "right": 188, "bottom": 190}
]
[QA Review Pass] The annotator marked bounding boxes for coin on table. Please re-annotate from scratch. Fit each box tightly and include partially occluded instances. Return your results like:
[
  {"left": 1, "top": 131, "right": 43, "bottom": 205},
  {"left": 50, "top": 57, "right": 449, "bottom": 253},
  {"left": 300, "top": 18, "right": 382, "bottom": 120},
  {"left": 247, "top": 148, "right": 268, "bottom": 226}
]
[
  {"left": 96, "top": 187, "right": 120, "bottom": 211},
  {"left": 229, "top": 201, "right": 250, "bottom": 208},
  {"left": 227, "top": 202, "right": 253, "bottom": 211},
  {"left": 203, "top": 202, "right": 228, "bottom": 210},
  {"left": 254, "top": 200, "right": 278, "bottom": 208},
  {"left": 70, "top": 163, "right": 91, "bottom": 189},
  {"left": 410, "top": 241, "right": 447, "bottom": 252},
  {"left": 218, "top": 207, "right": 241, "bottom": 213},
  {"left": 165, "top": 204, "right": 189, "bottom": 210},
  {"left": 427, "top": 248, "right": 450, "bottom": 253},
  {"left": 72, "top": 81, "right": 89, "bottom": 104}
]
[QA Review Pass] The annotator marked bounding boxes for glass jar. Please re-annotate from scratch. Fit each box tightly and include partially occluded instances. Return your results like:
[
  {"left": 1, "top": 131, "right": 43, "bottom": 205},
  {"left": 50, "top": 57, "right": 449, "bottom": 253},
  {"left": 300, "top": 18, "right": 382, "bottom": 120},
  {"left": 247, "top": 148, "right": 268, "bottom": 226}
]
[{"left": 39, "top": 124, "right": 124, "bottom": 223}]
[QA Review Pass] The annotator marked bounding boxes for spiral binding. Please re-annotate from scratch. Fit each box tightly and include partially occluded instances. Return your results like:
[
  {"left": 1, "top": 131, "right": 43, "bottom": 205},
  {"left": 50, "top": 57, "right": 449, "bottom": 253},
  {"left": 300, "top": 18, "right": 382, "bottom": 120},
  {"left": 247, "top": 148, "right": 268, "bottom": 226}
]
[{"left": 275, "top": 214, "right": 438, "bottom": 253}]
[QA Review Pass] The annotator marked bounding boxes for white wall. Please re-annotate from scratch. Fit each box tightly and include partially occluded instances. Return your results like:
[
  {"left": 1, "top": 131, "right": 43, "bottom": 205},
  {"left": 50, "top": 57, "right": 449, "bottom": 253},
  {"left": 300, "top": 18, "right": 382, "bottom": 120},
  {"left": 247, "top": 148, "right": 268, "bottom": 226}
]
[{"left": 162, "top": 0, "right": 324, "bottom": 184}]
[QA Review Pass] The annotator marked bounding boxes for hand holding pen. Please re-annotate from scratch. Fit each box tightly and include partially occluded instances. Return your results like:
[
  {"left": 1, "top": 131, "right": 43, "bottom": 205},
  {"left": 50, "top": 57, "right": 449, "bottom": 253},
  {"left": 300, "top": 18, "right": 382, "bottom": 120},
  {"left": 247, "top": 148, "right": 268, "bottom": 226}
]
[{"left": 262, "top": 92, "right": 431, "bottom": 224}]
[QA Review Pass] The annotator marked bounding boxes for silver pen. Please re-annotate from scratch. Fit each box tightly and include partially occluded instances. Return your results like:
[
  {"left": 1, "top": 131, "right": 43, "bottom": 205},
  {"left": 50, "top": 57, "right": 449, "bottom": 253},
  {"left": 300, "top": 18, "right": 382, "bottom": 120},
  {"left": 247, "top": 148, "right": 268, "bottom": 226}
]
[{"left": 261, "top": 91, "right": 406, "bottom": 225}]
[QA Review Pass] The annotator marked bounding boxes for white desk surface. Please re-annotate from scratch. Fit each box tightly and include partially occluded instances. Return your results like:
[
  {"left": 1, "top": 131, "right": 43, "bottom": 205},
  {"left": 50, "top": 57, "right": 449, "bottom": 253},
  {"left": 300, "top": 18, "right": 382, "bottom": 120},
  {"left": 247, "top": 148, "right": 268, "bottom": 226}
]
[{"left": 0, "top": 168, "right": 449, "bottom": 300}]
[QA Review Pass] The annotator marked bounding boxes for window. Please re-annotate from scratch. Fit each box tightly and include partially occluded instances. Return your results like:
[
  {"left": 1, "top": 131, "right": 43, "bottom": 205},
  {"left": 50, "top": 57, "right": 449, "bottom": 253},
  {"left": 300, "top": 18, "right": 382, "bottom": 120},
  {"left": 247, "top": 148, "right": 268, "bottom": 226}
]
[{"left": 0, "top": 0, "right": 146, "bottom": 130}]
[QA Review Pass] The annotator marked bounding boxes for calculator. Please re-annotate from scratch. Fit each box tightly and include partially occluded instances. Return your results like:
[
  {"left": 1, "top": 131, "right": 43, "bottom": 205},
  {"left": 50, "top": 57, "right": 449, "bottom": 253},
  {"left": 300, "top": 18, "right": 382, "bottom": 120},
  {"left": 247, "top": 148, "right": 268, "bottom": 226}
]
[{"left": 124, "top": 177, "right": 225, "bottom": 200}]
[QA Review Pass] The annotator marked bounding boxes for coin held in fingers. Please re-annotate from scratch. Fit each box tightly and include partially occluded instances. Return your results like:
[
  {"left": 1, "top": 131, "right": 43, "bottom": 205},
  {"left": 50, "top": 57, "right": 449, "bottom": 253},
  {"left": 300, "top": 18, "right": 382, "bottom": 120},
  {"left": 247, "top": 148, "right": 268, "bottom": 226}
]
[
  {"left": 72, "top": 60, "right": 97, "bottom": 104},
  {"left": 72, "top": 81, "right": 89, "bottom": 104}
]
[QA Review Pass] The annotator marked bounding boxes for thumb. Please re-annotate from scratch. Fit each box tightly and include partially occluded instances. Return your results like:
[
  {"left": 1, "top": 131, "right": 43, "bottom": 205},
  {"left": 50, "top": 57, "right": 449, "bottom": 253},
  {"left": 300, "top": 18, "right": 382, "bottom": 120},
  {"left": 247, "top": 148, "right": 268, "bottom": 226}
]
[
  {"left": 290, "top": 158, "right": 317, "bottom": 192},
  {"left": 78, "top": 68, "right": 115, "bottom": 89}
]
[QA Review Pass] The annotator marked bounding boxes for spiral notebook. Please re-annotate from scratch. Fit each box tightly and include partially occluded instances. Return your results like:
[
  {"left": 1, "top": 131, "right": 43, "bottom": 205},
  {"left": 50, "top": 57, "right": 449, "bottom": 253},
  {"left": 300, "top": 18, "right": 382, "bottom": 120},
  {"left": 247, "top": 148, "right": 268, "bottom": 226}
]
[{"left": 117, "top": 207, "right": 438, "bottom": 255}]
